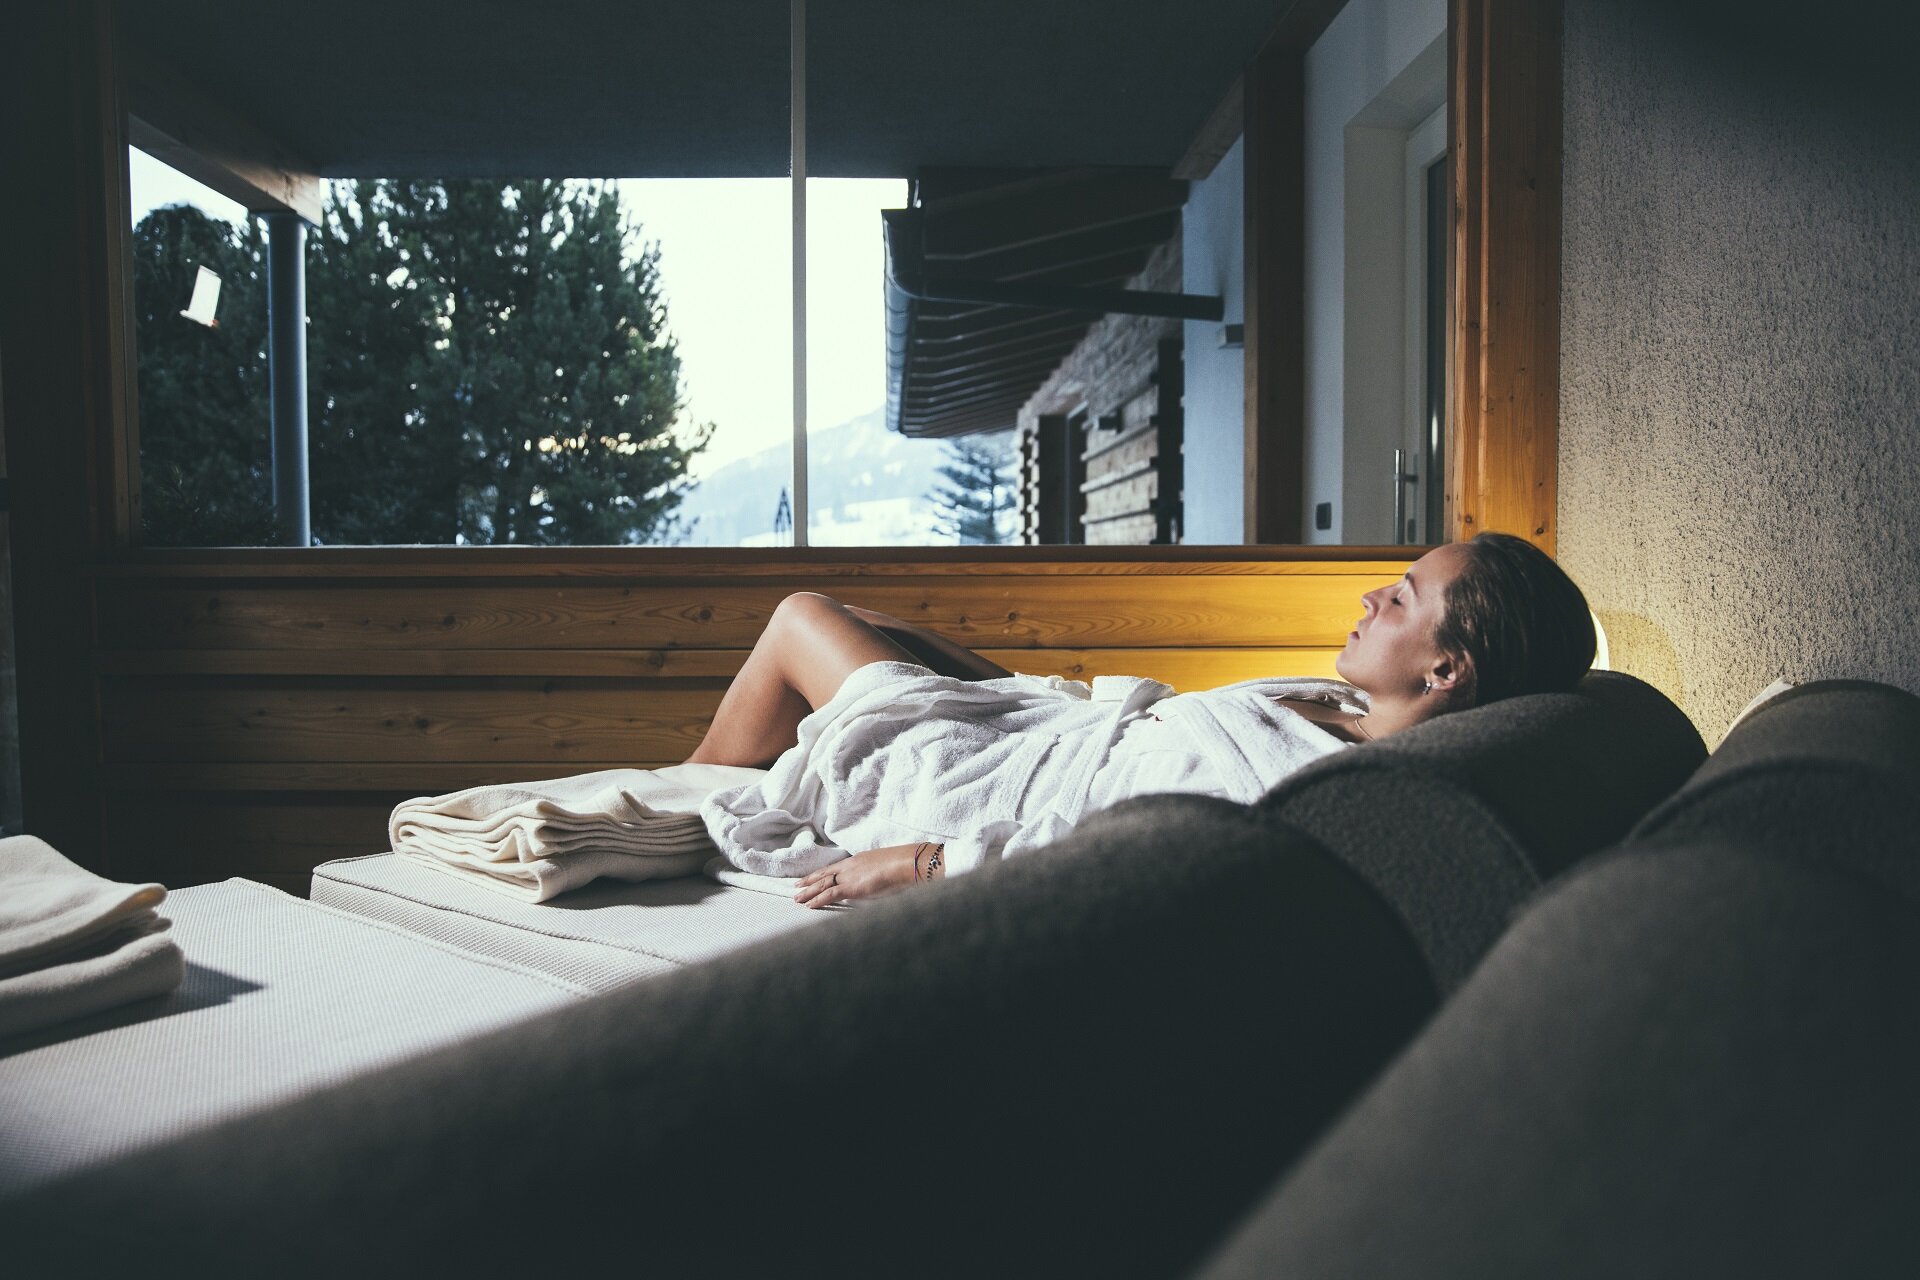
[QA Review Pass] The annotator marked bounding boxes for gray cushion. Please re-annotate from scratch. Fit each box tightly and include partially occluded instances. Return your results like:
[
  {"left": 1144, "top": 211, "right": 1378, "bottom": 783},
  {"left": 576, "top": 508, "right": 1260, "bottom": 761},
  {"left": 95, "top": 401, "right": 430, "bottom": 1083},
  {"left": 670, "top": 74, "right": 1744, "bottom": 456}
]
[
  {"left": 2, "top": 802, "right": 1432, "bottom": 1279},
  {"left": 1194, "top": 842, "right": 1920, "bottom": 1280},
  {"left": 1257, "top": 669, "right": 1706, "bottom": 991},
  {"left": 1629, "top": 679, "right": 1920, "bottom": 900}
]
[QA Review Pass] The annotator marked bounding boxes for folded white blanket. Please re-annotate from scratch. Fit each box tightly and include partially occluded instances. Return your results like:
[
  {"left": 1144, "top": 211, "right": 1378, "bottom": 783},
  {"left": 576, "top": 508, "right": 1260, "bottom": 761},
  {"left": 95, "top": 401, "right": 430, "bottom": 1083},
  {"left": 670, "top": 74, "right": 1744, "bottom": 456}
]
[
  {"left": 391, "top": 763, "right": 766, "bottom": 903},
  {"left": 0, "top": 835, "right": 185, "bottom": 1038}
]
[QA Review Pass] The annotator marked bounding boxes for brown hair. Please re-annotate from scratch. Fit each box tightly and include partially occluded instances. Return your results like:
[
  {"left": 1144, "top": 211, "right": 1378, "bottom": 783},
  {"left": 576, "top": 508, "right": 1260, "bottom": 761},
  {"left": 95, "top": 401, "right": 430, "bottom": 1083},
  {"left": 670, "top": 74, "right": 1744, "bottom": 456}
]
[{"left": 1432, "top": 532, "right": 1596, "bottom": 706}]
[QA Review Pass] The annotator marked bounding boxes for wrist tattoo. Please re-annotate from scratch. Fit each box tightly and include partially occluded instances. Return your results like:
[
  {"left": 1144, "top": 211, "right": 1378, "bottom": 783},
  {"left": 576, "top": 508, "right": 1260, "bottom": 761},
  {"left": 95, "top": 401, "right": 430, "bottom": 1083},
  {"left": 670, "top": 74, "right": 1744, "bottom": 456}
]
[{"left": 917, "top": 841, "right": 944, "bottom": 881}]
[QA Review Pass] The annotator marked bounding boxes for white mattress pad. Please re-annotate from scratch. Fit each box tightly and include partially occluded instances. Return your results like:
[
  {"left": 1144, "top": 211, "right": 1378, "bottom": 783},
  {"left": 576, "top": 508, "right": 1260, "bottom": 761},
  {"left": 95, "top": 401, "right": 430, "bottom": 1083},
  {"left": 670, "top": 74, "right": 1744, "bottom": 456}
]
[
  {"left": 0, "top": 879, "right": 585, "bottom": 1197},
  {"left": 310, "top": 853, "right": 834, "bottom": 991}
]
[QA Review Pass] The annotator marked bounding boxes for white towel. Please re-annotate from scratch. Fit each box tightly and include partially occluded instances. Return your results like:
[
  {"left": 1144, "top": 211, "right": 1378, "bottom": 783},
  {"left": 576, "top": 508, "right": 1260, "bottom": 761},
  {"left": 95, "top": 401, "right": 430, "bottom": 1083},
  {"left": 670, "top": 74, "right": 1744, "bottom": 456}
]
[
  {"left": 390, "top": 763, "right": 766, "bottom": 903},
  {"left": 0, "top": 835, "right": 185, "bottom": 1039}
]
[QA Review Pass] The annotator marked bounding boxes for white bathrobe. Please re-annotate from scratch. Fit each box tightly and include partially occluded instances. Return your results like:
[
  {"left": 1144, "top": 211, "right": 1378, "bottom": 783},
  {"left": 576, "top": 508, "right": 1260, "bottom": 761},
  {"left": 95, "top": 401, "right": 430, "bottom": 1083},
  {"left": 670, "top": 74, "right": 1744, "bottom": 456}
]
[{"left": 701, "top": 661, "right": 1363, "bottom": 879}]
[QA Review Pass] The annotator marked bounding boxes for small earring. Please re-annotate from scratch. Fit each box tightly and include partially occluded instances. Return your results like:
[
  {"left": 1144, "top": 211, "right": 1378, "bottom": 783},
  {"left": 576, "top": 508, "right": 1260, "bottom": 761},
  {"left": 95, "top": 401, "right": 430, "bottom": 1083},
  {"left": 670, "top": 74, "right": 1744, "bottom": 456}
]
[{"left": 1422, "top": 680, "right": 1433, "bottom": 695}]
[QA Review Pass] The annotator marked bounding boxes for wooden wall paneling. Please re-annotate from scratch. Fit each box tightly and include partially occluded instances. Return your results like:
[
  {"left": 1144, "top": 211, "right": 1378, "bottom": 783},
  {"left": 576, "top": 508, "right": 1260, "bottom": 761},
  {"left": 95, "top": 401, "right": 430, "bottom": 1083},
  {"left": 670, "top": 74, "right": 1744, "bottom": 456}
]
[
  {"left": 98, "top": 679, "right": 727, "bottom": 765},
  {"left": 91, "top": 555, "right": 1410, "bottom": 889},
  {"left": 1448, "top": 0, "right": 1562, "bottom": 550},
  {"left": 0, "top": 0, "right": 127, "bottom": 871}
]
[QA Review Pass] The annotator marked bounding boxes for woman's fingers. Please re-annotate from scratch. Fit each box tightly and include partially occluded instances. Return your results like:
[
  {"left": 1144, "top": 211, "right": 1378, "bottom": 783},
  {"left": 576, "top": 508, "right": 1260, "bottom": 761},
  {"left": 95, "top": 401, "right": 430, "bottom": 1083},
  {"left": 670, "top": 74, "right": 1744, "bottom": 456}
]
[{"left": 794, "top": 864, "right": 845, "bottom": 907}]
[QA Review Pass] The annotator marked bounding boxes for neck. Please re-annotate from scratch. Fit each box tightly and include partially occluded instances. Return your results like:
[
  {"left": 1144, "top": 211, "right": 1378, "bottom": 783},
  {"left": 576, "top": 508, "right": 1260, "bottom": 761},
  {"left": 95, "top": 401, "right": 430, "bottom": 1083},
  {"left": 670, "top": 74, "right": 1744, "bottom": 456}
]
[{"left": 1353, "top": 690, "right": 1439, "bottom": 741}]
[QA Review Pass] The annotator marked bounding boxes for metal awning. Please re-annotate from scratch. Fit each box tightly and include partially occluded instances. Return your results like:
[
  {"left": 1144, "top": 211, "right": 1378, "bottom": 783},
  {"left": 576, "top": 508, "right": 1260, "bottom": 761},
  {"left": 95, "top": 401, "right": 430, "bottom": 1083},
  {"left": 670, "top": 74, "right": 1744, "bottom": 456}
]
[{"left": 884, "top": 168, "right": 1219, "bottom": 439}]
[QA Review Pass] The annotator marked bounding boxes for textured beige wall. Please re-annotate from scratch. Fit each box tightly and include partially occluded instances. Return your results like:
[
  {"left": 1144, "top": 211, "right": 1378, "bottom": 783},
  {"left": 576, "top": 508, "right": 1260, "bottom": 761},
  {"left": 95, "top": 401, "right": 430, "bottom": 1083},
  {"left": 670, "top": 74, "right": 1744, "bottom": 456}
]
[{"left": 1557, "top": 0, "right": 1920, "bottom": 739}]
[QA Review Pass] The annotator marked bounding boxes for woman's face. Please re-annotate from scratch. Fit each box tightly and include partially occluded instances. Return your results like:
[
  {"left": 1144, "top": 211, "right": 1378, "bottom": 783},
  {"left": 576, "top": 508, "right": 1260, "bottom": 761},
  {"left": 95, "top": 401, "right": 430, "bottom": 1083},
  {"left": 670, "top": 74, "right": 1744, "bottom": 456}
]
[{"left": 1334, "top": 543, "right": 1471, "bottom": 697}]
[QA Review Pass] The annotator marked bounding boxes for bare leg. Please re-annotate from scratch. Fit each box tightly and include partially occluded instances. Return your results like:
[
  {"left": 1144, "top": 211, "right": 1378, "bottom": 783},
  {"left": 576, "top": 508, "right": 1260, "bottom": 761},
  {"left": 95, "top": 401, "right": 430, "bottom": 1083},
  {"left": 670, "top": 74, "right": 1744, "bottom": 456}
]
[
  {"left": 687, "top": 593, "right": 920, "bottom": 767},
  {"left": 844, "top": 606, "right": 1014, "bottom": 681}
]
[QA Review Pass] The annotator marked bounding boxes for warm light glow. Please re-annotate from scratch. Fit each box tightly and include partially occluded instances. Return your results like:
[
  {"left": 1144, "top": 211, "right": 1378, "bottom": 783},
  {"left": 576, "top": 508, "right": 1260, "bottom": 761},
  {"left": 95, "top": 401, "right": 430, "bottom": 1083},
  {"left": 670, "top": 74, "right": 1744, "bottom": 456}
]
[{"left": 1590, "top": 611, "right": 1611, "bottom": 671}]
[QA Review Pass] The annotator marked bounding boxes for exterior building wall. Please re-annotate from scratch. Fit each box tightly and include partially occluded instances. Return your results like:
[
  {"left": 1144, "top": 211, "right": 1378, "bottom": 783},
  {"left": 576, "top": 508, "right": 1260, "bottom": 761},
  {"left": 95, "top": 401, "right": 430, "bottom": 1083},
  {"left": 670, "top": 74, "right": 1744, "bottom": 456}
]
[{"left": 1017, "top": 237, "right": 1185, "bottom": 544}]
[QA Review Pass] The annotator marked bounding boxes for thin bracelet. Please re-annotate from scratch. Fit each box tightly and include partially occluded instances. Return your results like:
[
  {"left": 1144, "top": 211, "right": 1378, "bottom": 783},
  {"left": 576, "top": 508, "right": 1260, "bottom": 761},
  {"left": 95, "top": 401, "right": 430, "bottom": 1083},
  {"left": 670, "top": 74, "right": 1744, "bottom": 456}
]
[
  {"left": 922, "top": 842, "right": 944, "bottom": 881},
  {"left": 912, "top": 843, "right": 926, "bottom": 881}
]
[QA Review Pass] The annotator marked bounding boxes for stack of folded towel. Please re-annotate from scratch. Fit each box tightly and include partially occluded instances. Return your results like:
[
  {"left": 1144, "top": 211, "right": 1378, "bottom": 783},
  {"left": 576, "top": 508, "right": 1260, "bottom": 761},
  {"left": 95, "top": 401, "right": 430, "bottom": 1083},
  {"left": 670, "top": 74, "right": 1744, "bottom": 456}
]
[
  {"left": 390, "top": 763, "right": 766, "bottom": 902},
  {"left": 0, "top": 835, "right": 185, "bottom": 1039}
]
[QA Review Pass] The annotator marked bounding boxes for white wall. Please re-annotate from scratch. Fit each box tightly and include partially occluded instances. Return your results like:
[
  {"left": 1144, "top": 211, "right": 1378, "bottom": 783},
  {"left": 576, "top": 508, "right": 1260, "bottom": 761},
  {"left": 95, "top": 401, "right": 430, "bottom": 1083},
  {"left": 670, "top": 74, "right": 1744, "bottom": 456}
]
[
  {"left": 1559, "top": 0, "right": 1920, "bottom": 736},
  {"left": 1180, "top": 136, "right": 1246, "bottom": 544},
  {"left": 1303, "top": 0, "right": 1445, "bottom": 543}
]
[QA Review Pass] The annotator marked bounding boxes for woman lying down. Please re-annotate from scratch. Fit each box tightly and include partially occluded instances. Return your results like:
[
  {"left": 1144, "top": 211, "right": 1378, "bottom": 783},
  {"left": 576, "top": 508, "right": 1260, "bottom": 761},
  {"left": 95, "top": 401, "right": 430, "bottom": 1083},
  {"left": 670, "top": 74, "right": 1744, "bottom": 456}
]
[{"left": 694, "top": 532, "right": 1596, "bottom": 909}]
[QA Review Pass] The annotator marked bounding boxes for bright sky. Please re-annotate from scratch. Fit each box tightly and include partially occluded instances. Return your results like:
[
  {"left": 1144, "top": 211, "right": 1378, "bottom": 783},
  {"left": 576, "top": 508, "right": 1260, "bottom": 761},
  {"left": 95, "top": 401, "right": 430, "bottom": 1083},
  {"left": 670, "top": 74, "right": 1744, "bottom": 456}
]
[
  {"left": 126, "top": 150, "right": 906, "bottom": 482},
  {"left": 616, "top": 178, "right": 907, "bottom": 476}
]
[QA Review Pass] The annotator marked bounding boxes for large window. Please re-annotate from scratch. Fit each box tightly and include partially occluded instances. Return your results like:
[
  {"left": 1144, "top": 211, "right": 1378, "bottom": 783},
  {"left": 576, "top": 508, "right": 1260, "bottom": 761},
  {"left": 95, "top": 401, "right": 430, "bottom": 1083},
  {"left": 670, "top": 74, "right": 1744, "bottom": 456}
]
[{"left": 111, "top": 1, "right": 1514, "bottom": 552}]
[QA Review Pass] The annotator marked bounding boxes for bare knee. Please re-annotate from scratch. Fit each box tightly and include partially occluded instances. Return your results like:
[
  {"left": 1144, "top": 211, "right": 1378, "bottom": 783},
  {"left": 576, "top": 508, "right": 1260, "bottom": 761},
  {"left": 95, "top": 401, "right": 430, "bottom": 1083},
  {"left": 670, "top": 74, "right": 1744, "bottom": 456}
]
[{"left": 767, "top": 591, "right": 845, "bottom": 639}]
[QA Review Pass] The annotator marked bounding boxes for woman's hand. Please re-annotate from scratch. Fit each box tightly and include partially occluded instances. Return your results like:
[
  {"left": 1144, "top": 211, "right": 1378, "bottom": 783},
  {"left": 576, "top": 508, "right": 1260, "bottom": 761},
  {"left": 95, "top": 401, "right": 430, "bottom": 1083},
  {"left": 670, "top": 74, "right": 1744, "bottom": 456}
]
[{"left": 794, "top": 842, "right": 941, "bottom": 909}]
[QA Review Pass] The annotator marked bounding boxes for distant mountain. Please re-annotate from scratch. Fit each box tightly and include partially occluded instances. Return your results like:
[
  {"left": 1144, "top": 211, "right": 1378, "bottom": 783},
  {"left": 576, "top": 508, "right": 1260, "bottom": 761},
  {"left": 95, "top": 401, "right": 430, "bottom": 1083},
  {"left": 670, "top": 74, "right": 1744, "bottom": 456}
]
[{"left": 672, "top": 409, "right": 999, "bottom": 547}]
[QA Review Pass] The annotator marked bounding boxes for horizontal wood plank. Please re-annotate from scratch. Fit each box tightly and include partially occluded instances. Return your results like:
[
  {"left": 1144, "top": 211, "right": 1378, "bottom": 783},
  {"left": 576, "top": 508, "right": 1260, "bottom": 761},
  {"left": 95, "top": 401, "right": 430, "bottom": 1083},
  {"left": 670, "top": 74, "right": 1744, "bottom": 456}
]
[
  {"left": 101, "top": 681, "right": 720, "bottom": 764},
  {"left": 92, "top": 549, "right": 1422, "bottom": 579},
  {"left": 98, "top": 574, "right": 1386, "bottom": 652},
  {"left": 96, "top": 645, "right": 1344, "bottom": 683},
  {"left": 96, "top": 647, "right": 754, "bottom": 679},
  {"left": 99, "top": 647, "right": 1349, "bottom": 770}
]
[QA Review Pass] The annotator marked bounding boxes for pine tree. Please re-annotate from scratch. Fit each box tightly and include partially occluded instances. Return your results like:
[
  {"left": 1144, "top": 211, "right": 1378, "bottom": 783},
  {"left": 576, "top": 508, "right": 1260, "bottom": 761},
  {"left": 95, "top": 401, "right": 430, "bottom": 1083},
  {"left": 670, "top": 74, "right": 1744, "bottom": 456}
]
[
  {"left": 929, "top": 432, "right": 1016, "bottom": 544},
  {"left": 131, "top": 179, "right": 707, "bottom": 546}
]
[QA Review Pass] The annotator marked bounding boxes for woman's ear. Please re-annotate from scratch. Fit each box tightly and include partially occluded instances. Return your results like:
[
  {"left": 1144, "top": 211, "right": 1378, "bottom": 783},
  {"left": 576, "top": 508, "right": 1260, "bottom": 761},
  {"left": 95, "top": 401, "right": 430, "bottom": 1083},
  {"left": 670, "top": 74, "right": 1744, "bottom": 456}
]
[{"left": 1427, "top": 651, "right": 1468, "bottom": 699}]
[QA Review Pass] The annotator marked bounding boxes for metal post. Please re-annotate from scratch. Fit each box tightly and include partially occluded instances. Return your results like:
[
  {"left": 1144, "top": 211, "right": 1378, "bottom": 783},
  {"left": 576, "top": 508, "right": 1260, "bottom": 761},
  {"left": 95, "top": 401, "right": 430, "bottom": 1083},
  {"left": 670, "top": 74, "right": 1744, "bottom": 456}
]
[
  {"left": 789, "top": 0, "right": 808, "bottom": 548},
  {"left": 265, "top": 212, "right": 310, "bottom": 547}
]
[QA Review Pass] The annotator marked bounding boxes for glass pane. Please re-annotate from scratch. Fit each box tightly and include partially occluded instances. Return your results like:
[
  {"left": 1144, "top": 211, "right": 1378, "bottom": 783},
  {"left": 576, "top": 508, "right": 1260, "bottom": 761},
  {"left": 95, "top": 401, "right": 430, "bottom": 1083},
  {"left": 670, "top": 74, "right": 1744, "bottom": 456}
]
[
  {"left": 127, "top": 146, "right": 274, "bottom": 546},
  {"left": 1302, "top": 0, "right": 1448, "bottom": 545},
  {"left": 298, "top": 179, "right": 782, "bottom": 547},
  {"left": 882, "top": 168, "right": 1188, "bottom": 547},
  {"left": 620, "top": 179, "right": 793, "bottom": 547},
  {"left": 803, "top": 178, "right": 1010, "bottom": 547}
]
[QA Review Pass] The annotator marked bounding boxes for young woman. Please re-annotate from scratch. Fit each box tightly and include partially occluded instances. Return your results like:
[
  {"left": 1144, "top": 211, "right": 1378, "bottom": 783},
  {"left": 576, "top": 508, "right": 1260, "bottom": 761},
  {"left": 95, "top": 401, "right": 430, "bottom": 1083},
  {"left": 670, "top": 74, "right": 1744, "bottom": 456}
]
[{"left": 690, "top": 532, "right": 1595, "bottom": 908}]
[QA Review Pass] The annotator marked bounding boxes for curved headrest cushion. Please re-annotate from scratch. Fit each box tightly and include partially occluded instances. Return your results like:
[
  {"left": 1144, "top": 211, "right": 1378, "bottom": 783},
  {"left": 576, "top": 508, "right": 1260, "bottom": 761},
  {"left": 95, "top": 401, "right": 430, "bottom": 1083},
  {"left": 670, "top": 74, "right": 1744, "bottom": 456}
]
[
  {"left": 1630, "top": 679, "right": 1920, "bottom": 902},
  {"left": 1260, "top": 670, "right": 1705, "bottom": 991}
]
